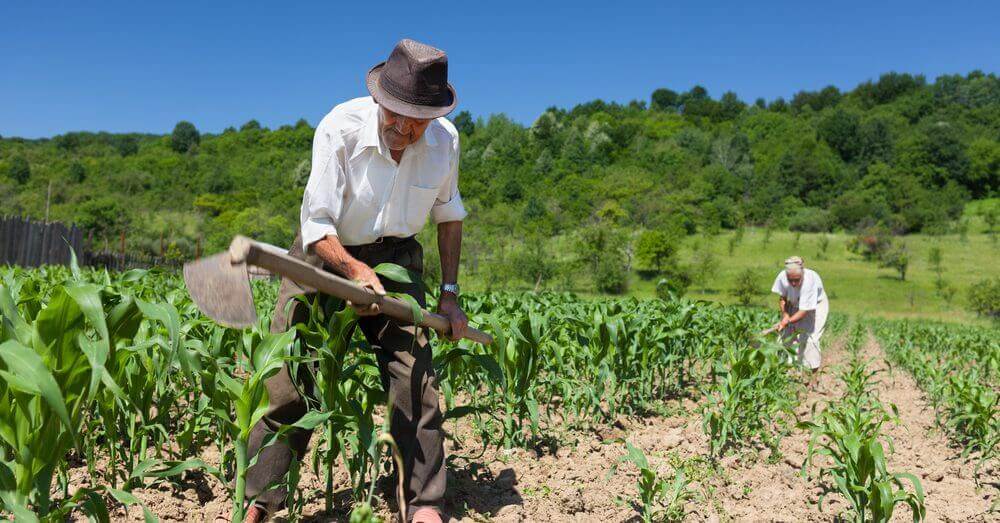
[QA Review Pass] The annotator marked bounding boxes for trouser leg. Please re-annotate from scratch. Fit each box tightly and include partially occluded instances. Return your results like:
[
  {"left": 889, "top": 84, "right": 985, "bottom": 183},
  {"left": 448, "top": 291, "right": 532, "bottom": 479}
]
[
  {"left": 244, "top": 278, "right": 317, "bottom": 509},
  {"left": 352, "top": 240, "right": 446, "bottom": 518}
]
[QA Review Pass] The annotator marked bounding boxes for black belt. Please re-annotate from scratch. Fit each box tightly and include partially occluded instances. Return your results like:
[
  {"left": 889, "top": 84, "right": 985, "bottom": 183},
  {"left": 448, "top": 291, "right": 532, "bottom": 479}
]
[{"left": 346, "top": 235, "right": 416, "bottom": 251}]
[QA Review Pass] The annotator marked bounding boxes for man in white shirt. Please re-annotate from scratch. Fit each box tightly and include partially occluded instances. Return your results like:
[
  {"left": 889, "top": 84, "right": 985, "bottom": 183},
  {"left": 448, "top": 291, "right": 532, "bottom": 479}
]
[
  {"left": 242, "top": 40, "right": 466, "bottom": 523},
  {"left": 771, "top": 256, "right": 829, "bottom": 387}
]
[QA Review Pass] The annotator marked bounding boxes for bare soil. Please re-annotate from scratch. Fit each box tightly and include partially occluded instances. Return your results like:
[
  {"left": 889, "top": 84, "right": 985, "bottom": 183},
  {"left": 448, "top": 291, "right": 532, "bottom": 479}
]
[{"left": 90, "top": 330, "right": 997, "bottom": 522}]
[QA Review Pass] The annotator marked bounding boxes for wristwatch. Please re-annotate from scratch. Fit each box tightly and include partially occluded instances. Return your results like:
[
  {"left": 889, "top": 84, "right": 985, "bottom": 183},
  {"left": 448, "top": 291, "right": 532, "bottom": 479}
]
[{"left": 440, "top": 283, "right": 460, "bottom": 297}]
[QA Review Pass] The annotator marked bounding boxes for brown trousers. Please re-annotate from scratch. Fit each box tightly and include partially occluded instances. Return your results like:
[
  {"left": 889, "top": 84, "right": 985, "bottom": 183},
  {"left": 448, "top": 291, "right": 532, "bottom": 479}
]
[{"left": 244, "top": 235, "right": 446, "bottom": 518}]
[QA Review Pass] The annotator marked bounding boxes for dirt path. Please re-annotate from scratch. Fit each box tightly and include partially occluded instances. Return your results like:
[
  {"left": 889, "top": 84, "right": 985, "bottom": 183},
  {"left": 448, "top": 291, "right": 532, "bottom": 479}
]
[
  {"left": 99, "top": 329, "right": 997, "bottom": 522},
  {"left": 860, "top": 334, "right": 997, "bottom": 522}
]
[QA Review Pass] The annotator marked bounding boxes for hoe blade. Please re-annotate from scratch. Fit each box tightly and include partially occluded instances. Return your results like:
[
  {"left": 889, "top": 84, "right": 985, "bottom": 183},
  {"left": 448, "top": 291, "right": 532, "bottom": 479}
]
[{"left": 182, "top": 251, "right": 257, "bottom": 328}]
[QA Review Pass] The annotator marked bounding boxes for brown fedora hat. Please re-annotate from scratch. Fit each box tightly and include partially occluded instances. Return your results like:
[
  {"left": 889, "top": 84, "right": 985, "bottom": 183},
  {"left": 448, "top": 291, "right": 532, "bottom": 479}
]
[{"left": 366, "top": 39, "right": 457, "bottom": 120}]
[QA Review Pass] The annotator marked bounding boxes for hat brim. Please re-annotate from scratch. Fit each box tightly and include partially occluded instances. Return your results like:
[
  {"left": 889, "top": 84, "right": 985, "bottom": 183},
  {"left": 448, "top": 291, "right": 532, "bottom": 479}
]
[{"left": 366, "top": 62, "right": 457, "bottom": 120}]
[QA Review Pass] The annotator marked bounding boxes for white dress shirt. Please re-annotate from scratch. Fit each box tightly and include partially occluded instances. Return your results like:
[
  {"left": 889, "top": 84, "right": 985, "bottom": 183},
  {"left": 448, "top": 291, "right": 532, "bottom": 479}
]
[
  {"left": 300, "top": 96, "right": 467, "bottom": 248},
  {"left": 771, "top": 268, "right": 826, "bottom": 311}
]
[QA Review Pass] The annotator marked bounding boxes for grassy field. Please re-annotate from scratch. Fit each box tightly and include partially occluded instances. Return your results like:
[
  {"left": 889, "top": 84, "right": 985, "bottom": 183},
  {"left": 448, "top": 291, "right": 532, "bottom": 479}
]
[{"left": 632, "top": 228, "right": 999, "bottom": 325}]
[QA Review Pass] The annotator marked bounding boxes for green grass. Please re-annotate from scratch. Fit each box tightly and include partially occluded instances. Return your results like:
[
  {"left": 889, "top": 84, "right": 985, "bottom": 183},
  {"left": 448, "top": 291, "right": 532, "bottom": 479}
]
[{"left": 633, "top": 229, "right": 999, "bottom": 326}]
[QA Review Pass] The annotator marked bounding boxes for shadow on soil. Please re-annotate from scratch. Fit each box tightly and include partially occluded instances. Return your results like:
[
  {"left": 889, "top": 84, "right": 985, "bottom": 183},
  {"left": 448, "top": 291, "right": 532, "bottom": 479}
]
[{"left": 445, "top": 463, "right": 523, "bottom": 519}]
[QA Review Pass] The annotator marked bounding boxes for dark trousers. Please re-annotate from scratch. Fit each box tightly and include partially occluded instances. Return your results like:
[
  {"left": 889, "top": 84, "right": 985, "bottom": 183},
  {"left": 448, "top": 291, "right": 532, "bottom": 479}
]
[{"left": 244, "top": 235, "right": 446, "bottom": 518}]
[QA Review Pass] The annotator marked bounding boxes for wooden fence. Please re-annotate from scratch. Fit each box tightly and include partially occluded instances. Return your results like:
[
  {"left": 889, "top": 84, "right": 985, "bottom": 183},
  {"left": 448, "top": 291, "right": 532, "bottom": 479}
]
[
  {"left": 0, "top": 216, "right": 181, "bottom": 270},
  {"left": 0, "top": 216, "right": 84, "bottom": 267}
]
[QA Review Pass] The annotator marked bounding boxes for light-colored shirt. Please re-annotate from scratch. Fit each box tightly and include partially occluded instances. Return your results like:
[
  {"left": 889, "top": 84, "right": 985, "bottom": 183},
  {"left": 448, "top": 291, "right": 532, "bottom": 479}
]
[
  {"left": 771, "top": 268, "right": 826, "bottom": 311},
  {"left": 300, "top": 96, "right": 467, "bottom": 248}
]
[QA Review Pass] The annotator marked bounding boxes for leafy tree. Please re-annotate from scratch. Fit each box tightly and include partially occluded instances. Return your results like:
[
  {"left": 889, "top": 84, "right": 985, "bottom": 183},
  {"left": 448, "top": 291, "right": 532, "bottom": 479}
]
[
  {"left": 7, "top": 155, "right": 30, "bottom": 184},
  {"left": 730, "top": 268, "right": 761, "bottom": 306},
  {"left": 75, "top": 196, "right": 130, "bottom": 238},
  {"left": 968, "top": 278, "right": 1000, "bottom": 320},
  {"left": 689, "top": 244, "right": 719, "bottom": 292},
  {"left": 452, "top": 110, "right": 476, "bottom": 135},
  {"left": 69, "top": 161, "right": 86, "bottom": 183},
  {"left": 116, "top": 135, "right": 139, "bottom": 157},
  {"left": 818, "top": 109, "right": 861, "bottom": 162},
  {"left": 651, "top": 88, "right": 679, "bottom": 111},
  {"left": 635, "top": 229, "right": 680, "bottom": 274},
  {"left": 878, "top": 242, "right": 909, "bottom": 280},
  {"left": 170, "top": 121, "right": 200, "bottom": 153},
  {"left": 240, "top": 119, "right": 262, "bottom": 131},
  {"left": 967, "top": 278, "right": 1000, "bottom": 320}
]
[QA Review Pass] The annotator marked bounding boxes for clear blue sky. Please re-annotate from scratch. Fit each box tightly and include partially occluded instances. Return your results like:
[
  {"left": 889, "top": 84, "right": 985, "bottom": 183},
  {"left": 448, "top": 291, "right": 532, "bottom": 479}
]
[{"left": 3, "top": 1, "right": 998, "bottom": 138}]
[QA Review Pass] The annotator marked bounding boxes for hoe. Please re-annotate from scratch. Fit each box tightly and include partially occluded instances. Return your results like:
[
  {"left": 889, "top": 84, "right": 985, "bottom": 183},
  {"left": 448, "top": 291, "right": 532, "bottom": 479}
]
[{"left": 183, "top": 235, "right": 493, "bottom": 345}]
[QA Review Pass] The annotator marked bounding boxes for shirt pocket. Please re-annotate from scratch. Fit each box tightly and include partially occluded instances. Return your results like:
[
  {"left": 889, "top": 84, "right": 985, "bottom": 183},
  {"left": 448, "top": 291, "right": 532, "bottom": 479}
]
[{"left": 406, "top": 185, "right": 440, "bottom": 229}]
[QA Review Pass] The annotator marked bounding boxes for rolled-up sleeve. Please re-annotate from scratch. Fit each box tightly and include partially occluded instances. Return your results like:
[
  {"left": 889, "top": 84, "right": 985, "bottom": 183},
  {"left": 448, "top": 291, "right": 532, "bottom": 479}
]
[
  {"left": 300, "top": 124, "right": 346, "bottom": 249},
  {"left": 430, "top": 136, "right": 467, "bottom": 224}
]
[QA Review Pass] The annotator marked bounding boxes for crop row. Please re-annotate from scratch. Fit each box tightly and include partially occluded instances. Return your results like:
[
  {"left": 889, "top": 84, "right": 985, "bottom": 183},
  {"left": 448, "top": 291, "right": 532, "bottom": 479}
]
[{"left": 871, "top": 319, "right": 998, "bottom": 466}]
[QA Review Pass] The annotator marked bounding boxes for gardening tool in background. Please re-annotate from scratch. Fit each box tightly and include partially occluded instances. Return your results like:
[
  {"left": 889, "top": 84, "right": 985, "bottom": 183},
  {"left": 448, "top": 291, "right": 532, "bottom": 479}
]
[{"left": 182, "top": 235, "right": 493, "bottom": 345}]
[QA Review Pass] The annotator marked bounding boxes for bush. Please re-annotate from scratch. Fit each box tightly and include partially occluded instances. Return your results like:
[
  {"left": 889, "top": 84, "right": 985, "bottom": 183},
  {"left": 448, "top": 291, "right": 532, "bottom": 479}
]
[
  {"left": 656, "top": 267, "right": 691, "bottom": 299},
  {"left": 848, "top": 225, "right": 894, "bottom": 261},
  {"left": 967, "top": 278, "right": 1000, "bottom": 319},
  {"left": 595, "top": 256, "right": 629, "bottom": 294},
  {"left": 788, "top": 207, "right": 833, "bottom": 232},
  {"left": 730, "top": 268, "right": 761, "bottom": 306}
]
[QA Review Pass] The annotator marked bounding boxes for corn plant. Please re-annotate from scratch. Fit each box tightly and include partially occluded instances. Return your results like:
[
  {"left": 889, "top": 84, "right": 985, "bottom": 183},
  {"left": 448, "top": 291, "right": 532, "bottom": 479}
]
[
  {"left": 0, "top": 283, "right": 152, "bottom": 520},
  {"left": 702, "top": 337, "right": 796, "bottom": 456},
  {"left": 609, "top": 442, "right": 691, "bottom": 522},
  {"left": 799, "top": 353, "right": 925, "bottom": 522}
]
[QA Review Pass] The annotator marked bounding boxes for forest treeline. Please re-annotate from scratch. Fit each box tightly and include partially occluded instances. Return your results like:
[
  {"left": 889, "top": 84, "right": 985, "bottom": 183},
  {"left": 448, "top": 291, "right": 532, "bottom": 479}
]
[{"left": 1, "top": 71, "right": 998, "bottom": 266}]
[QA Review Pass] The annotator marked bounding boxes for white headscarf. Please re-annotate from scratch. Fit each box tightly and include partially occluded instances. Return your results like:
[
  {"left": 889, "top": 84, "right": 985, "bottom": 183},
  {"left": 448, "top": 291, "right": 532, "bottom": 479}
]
[{"left": 784, "top": 255, "right": 804, "bottom": 275}]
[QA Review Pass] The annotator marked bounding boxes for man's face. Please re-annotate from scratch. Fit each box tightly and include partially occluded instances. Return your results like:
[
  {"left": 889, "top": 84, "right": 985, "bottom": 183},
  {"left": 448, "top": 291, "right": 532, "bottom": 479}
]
[
  {"left": 379, "top": 106, "right": 431, "bottom": 151},
  {"left": 787, "top": 270, "right": 803, "bottom": 288}
]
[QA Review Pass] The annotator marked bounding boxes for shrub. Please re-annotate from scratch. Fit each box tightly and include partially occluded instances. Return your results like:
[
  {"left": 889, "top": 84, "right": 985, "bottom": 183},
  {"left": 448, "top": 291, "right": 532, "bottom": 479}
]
[
  {"left": 967, "top": 278, "right": 1000, "bottom": 319},
  {"left": 788, "top": 207, "right": 833, "bottom": 232},
  {"left": 848, "top": 225, "right": 894, "bottom": 261},
  {"left": 730, "top": 268, "right": 761, "bottom": 306},
  {"left": 595, "top": 256, "right": 629, "bottom": 294}
]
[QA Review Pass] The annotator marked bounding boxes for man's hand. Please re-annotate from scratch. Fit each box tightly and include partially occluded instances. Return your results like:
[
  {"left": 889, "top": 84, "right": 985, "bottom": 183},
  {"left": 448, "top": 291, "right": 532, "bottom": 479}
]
[
  {"left": 346, "top": 260, "right": 386, "bottom": 316},
  {"left": 437, "top": 294, "right": 468, "bottom": 341}
]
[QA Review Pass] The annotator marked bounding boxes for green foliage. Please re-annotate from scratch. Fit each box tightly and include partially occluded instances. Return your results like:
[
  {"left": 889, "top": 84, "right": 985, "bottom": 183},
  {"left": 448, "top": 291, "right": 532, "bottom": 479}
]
[
  {"left": 878, "top": 243, "right": 909, "bottom": 281},
  {"left": 2, "top": 70, "right": 999, "bottom": 264},
  {"left": 635, "top": 228, "right": 681, "bottom": 274},
  {"left": 730, "top": 268, "right": 761, "bottom": 306},
  {"left": 611, "top": 442, "right": 691, "bottom": 522},
  {"left": 169, "top": 121, "right": 200, "bottom": 153},
  {"left": 967, "top": 277, "right": 1000, "bottom": 320},
  {"left": 7, "top": 155, "right": 30, "bottom": 184},
  {"left": 799, "top": 328, "right": 926, "bottom": 522}
]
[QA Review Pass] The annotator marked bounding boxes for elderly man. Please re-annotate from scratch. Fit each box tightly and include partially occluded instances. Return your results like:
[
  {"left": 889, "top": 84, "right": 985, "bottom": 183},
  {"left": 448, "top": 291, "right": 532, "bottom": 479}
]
[
  {"left": 771, "top": 256, "right": 829, "bottom": 387},
  {"left": 241, "top": 39, "right": 468, "bottom": 523}
]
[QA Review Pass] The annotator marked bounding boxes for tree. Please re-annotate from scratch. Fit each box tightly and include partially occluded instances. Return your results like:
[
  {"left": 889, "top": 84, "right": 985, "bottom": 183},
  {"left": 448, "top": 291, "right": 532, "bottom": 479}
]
[
  {"left": 731, "top": 268, "right": 760, "bottom": 306},
  {"left": 635, "top": 229, "right": 680, "bottom": 274},
  {"left": 170, "top": 121, "right": 200, "bottom": 153},
  {"left": 75, "top": 196, "right": 130, "bottom": 238},
  {"left": 878, "top": 243, "right": 909, "bottom": 281},
  {"left": 7, "top": 155, "right": 30, "bottom": 184},
  {"left": 240, "top": 120, "right": 262, "bottom": 131},
  {"left": 689, "top": 244, "right": 719, "bottom": 292},
  {"left": 116, "top": 135, "right": 139, "bottom": 157},
  {"left": 967, "top": 277, "right": 1000, "bottom": 320},
  {"left": 69, "top": 161, "right": 86, "bottom": 183},
  {"left": 817, "top": 109, "right": 861, "bottom": 162},
  {"left": 452, "top": 111, "right": 475, "bottom": 135},
  {"left": 651, "top": 88, "right": 679, "bottom": 111}
]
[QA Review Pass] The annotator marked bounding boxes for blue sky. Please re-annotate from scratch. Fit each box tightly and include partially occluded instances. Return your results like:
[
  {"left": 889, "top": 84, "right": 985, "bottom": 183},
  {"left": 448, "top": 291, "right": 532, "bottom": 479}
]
[{"left": 2, "top": 1, "right": 998, "bottom": 138}]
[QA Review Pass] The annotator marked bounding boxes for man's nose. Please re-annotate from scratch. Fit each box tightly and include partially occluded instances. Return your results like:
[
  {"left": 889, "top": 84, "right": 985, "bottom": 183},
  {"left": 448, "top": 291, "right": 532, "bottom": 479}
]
[{"left": 393, "top": 117, "right": 409, "bottom": 133}]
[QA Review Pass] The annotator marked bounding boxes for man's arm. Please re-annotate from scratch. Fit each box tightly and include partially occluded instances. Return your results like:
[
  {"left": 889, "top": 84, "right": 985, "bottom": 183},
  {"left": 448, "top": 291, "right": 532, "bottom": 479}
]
[
  {"left": 436, "top": 220, "right": 468, "bottom": 340},
  {"left": 312, "top": 234, "right": 385, "bottom": 315}
]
